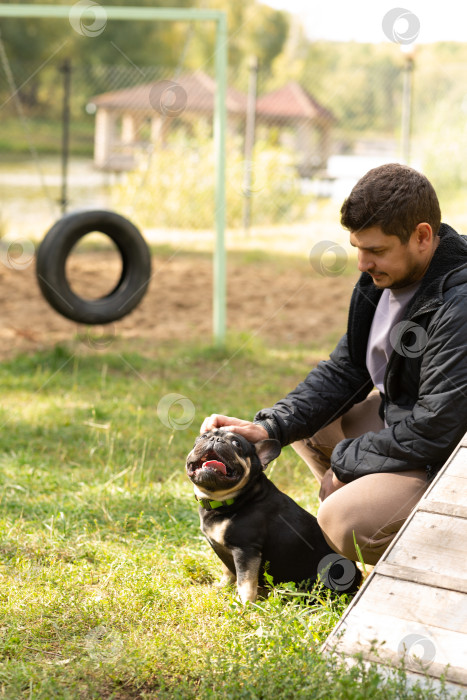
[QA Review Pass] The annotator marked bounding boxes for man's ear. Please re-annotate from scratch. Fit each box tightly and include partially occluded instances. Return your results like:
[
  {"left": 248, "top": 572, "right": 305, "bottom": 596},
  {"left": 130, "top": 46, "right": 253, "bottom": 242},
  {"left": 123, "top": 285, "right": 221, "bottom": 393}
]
[
  {"left": 254, "top": 439, "right": 281, "bottom": 468},
  {"left": 414, "top": 222, "right": 433, "bottom": 251}
]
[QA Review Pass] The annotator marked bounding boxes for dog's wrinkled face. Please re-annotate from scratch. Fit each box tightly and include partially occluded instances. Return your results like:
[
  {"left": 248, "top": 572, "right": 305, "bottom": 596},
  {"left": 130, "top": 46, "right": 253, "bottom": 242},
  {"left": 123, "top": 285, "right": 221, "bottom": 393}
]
[{"left": 186, "top": 429, "right": 280, "bottom": 495}]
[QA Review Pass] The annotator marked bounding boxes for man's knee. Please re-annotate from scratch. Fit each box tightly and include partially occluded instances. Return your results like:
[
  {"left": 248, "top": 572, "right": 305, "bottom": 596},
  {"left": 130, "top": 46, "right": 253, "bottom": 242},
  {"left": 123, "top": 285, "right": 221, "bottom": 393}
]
[
  {"left": 317, "top": 495, "right": 363, "bottom": 562},
  {"left": 318, "top": 500, "right": 395, "bottom": 565},
  {"left": 316, "top": 470, "right": 428, "bottom": 565}
]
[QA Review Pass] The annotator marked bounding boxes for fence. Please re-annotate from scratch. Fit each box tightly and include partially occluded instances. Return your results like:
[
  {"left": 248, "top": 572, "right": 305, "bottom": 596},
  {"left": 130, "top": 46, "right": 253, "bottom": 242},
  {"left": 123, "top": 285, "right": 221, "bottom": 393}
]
[{"left": 2, "top": 22, "right": 467, "bottom": 241}]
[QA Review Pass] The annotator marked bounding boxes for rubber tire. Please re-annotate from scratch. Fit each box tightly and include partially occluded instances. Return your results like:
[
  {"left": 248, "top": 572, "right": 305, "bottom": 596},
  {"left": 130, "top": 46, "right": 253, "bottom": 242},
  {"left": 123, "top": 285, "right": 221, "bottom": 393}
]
[{"left": 36, "top": 210, "right": 151, "bottom": 325}]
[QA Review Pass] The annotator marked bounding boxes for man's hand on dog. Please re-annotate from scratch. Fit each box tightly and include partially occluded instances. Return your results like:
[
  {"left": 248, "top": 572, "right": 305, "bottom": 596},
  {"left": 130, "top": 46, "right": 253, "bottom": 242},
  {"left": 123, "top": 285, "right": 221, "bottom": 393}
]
[
  {"left": 319, "top": 468, "right": 346, "bottom": 501},
  {"left": 200, "top": 414, "right": 268, "bottom": 443}
]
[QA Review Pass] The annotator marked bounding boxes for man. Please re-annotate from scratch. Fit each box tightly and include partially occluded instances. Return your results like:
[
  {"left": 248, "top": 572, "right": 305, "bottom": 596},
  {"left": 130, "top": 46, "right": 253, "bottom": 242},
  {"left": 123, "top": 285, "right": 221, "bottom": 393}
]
[{"left": 201, "top": 163, "right": 467, "bottom": 565}]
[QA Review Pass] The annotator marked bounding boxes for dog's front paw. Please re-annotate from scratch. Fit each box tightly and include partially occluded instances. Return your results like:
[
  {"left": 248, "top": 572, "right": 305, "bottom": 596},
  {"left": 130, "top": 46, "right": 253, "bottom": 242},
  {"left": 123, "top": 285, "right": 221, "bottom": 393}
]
[
  {"left": 215, "top": 567, "right": 236, "bottom": 589},
  {"left": 237, "top": 580, "right": 258, "bottom": 604}
]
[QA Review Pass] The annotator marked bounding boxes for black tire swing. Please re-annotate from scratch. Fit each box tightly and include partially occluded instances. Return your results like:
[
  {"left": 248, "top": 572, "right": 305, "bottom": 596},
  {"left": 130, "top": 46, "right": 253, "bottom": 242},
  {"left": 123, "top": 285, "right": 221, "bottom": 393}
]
[{"left": 36, "top": 210, "right": 151, "bottom": 325}]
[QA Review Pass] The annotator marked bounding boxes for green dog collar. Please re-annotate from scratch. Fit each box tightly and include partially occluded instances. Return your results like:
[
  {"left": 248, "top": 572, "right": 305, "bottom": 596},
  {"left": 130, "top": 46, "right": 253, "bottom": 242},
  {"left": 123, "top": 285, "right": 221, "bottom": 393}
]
[{"left": 196, "top": 495, "right": 236, "bottom": 510}]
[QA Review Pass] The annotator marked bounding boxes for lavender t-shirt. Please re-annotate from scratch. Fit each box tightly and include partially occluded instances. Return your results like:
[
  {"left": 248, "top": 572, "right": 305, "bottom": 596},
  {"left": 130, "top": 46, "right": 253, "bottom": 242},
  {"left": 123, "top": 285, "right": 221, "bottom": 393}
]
[{"left": 366, "top": 281, "right": 421, "bottom": 393}]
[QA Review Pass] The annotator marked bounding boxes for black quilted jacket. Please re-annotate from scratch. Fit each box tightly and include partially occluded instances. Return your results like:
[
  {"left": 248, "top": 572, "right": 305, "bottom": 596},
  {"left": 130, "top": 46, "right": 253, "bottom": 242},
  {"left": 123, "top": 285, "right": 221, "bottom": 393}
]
[{"left": 254, "top": 223, "right": 467, "bottom": 482}]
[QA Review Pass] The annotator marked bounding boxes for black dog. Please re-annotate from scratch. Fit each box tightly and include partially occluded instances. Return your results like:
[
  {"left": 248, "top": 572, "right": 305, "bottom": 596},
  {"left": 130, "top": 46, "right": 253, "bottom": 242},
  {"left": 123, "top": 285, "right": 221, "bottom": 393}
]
[{"left": 186, "top": 428, "right": 362, "bottom": 603}]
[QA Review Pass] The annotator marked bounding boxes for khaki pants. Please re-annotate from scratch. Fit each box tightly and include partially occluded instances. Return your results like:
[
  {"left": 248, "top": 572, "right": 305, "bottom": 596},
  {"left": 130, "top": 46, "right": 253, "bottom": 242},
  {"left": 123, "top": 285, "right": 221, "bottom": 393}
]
[{"left": 291, "top": 391, "right": 428, "bottom": 565}]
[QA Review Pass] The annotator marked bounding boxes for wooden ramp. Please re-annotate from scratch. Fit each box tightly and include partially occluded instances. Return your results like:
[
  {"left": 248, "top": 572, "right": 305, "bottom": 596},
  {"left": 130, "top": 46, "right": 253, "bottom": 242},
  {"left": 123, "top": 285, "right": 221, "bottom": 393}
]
[{"left": 323, "top": 433, "right": 467, "bottom": 697}]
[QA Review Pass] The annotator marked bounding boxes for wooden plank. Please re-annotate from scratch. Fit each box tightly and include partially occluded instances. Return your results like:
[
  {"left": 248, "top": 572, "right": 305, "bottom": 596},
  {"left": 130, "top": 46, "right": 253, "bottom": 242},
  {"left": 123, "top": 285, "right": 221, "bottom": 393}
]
[
  {"left": 340, "top": 575, "right": 467, "bottom": 634},
  {"left": 343, "top": 658, "right": 467, "bottom": 700},
  {"left": 336, "top": 643, "right": 467, "bottom": 686},
  {"left": 334, "top": 611, "right": 467, "bottom": 683},
  {"left": 419, "top": 441, "right": 466, "bottom": 504},
  {"left": 419, "top": 500, "right": 467, "bottom": 520},
  {"left": 427, "top": 475, "right": 467, "bottom": 507},
  {"left": 426, "top": 479, "right": 467, "bottom": 508},
  {"left": 431, "top": 449, "right": 467, "bottom": 479},
  {"left": 377, "top": 561, "right": 467, "bottom": 595},
  {"left": 385, "top": 511, "right": 467, "bottom": 579}
]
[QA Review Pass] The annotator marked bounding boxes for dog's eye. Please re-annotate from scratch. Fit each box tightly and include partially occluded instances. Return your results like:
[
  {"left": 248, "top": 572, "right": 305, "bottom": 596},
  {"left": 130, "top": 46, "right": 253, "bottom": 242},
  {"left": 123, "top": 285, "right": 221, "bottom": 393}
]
[{"left": 232, "top": 439, "right": 241, "bottom": 449}]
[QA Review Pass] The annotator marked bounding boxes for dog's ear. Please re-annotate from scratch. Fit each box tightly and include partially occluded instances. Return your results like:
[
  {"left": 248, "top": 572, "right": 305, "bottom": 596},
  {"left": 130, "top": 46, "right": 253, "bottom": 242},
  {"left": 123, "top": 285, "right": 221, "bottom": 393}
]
[{"left": 254, "top": 439, "right": 281, "bottom": 468}]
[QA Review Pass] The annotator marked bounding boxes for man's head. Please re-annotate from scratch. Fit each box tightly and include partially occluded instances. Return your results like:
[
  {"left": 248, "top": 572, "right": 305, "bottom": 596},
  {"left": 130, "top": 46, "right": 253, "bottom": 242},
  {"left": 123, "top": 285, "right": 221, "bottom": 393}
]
[
  {"left": 340, "top": 164, "right": 441, "bottom": 289},
  {"left": 340, "top": 163, "right": 441, "bottom": 242}
]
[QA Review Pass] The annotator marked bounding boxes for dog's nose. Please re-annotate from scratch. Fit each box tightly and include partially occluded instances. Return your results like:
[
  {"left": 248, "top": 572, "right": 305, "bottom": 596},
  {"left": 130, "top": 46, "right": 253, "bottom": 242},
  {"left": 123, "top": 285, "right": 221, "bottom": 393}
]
[{"left": 206, "top": 434, "right": 225, "bottom": 450}]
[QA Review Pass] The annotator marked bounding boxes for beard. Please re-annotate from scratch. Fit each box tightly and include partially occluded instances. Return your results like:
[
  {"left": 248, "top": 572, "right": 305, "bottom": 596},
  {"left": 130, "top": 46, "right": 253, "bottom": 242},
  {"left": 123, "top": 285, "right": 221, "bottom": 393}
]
[{"left": 372, "top": 250, "right": 431, "bottom": 290}]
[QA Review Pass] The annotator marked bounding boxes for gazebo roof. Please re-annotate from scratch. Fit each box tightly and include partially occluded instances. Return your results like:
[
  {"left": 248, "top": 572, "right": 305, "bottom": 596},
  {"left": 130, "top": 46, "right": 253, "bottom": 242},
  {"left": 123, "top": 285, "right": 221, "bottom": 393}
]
[
  {"left": 89, "top": 72, "right": 335, "bottom": 125},
  {"left": 89, "top": 71, "right": 247, "bottom": 115},
  {"left": 256, "top": 82, "right": 335, "bottom": 123}
]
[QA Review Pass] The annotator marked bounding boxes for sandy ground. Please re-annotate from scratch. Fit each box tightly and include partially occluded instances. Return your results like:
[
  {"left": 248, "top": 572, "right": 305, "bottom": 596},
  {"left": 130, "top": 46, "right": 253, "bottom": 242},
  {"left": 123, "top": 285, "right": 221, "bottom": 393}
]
[{"left": 0, "top": 232, "right": 359, "bottom": 361}]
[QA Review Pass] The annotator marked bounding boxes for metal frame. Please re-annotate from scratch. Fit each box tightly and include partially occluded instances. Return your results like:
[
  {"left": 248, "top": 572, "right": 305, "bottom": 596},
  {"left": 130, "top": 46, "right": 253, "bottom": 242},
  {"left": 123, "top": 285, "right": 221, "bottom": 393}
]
[{"left": 0, "top": 4, "right": 227, "bottom": 343}]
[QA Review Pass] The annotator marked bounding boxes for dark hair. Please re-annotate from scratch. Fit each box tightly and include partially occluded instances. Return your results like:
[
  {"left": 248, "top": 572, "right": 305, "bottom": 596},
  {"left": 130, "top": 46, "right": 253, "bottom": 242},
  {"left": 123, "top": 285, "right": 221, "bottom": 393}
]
[{"left": 340, "top": 163, "right": 441, "bottom": 243}]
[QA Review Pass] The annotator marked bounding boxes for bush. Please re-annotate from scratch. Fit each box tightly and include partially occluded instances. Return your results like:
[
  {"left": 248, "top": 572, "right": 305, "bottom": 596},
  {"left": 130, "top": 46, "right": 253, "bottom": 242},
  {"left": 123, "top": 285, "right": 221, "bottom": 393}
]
[{"left": 112, "top": 125, "right": 312, "bottom": 229}]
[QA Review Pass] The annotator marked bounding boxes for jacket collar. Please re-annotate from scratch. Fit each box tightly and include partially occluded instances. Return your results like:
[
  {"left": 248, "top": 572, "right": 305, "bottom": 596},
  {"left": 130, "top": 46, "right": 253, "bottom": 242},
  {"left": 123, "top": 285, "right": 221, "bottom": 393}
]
[{"left": 406, "top": 223, "right": 467, "bottom": 317}]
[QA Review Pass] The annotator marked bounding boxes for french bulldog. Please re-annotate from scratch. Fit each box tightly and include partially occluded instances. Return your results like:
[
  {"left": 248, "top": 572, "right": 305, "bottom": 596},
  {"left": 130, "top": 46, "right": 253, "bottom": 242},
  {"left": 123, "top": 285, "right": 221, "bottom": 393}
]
[{"left": 186, "top": 428, "right": 362, "bottom": 603}]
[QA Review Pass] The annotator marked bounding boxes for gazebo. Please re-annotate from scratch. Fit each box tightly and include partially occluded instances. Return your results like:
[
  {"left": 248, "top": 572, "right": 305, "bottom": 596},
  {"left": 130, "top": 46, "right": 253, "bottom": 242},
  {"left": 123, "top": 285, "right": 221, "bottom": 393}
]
[
  {"left": 88, "top": 71, "right": 335, "bottom": 175},
  {"left": 255, "top": 82, "right": 336, "bottom": 176},
  {"left": 88, "top": 72, "right": 246, "bottom": 170}
]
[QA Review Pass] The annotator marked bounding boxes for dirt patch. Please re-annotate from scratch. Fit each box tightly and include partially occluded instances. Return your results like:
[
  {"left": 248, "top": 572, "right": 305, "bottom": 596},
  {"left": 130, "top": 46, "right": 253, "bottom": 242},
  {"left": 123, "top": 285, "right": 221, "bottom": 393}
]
[{"left": 0, "top": 248, "right": 359, "bottom": 361}]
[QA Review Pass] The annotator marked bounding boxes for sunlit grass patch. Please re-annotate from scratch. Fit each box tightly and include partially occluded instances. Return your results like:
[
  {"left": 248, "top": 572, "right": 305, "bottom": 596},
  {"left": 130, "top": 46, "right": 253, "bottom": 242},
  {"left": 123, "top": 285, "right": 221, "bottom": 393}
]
[{"left": 0, "top": 340, "right": 456, "bottom": 698}]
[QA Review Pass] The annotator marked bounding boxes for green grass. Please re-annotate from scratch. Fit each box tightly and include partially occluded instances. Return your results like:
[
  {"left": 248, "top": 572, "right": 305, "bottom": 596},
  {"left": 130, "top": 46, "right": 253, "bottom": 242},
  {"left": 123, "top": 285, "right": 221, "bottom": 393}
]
[
  {"left": 0, "top": 117, "right": 94, "bottom": 157},
  {"left": 0, "top": 338, "right": 457, "bottom": 698}
]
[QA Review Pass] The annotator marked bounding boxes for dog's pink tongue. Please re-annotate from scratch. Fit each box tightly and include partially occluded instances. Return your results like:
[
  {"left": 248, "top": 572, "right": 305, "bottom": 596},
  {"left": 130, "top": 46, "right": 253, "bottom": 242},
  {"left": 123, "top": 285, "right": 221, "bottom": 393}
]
[{"left": 203, "top": 460, "right": 227, "bottom": 475}]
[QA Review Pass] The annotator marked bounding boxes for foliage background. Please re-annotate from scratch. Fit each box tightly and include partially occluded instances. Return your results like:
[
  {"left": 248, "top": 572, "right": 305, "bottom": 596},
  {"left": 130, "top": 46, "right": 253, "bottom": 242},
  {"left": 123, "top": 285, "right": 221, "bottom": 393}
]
[{"left": 2, "top": 0, "right": 467, "bottom": 206}]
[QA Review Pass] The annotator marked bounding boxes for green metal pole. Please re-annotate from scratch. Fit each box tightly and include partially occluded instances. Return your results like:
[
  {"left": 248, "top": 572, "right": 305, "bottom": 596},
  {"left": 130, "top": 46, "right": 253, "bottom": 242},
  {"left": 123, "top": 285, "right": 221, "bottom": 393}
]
[
  {"left": 213, "top": 13, "right": 227, "bottom": 345},
  {"left": 0, "top": 3, "right": 228, "bottom": 345}
]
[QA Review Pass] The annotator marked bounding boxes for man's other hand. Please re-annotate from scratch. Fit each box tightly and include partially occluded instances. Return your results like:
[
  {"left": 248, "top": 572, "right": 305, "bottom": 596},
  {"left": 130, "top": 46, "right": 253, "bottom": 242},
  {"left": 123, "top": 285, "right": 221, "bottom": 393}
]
[
  {"left": 319, "top": 468, "right": 346, "bottom": 502},
  {"left": 200, "top": 414, "right": 268, "bottom": 443}
]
